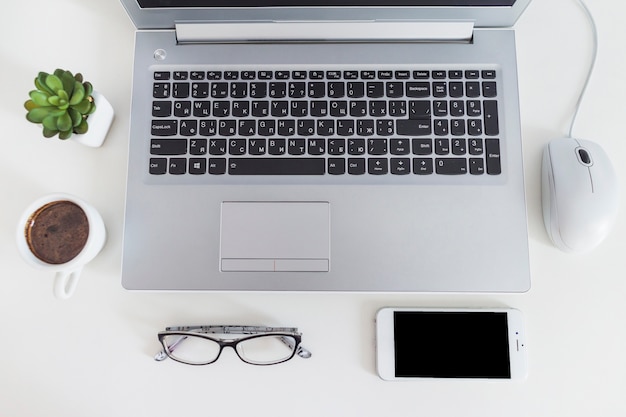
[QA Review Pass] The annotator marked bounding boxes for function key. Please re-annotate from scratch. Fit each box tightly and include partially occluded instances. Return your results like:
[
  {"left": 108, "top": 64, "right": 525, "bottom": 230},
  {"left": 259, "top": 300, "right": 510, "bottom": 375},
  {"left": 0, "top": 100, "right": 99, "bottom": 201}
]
[
  {"left": 326, "top": 71, "right": 342, "bottom": 80},
  {"left": 448, "top": 70, "right": 463, "bottom": 79},
  {"left": 413, "top": 70, "right": 430, "bottom": 79},
  {"left": 224, "top": 71, "right": 239, "bottom": 80},
  {"left": 173, "top": 71, "right": 189, "bottom": 80},
  {"left": 241, "top": 71, "right": 256, "bottom": 80},
  {"left": 190, "top": 71, "right": 205, "bottom": 80},
  {"left": 309, "top": 70, "right": 324, "bottom": 79},
  {"left": 344, "top": 70, "right": 359, "bottom": 80},
  {"left": 292, "top": 71, "right": 307, "bottom": 79},
  {"left": 395, "top": 70, "right": 411, "bottom": 79},
  {"left": 482, "top": 70, "right": 497, "bottom": 79},
  {"left": 275, "top": 70, "right": 290, "bottom": 79},
  {"left": 154, "top": 71, "right": 171, "bottom": 80},
  {"left": 465, "top": 70, "right": 480, "bottom": 79},
  {"left": 207, "top": 71, "right": 222, "bottom": 80},
  {"left": 432, "top": 70, "right": 447, "bottom": 79},
  {"left": 361, "top": 71, "right": 376, "bottom": 80}
]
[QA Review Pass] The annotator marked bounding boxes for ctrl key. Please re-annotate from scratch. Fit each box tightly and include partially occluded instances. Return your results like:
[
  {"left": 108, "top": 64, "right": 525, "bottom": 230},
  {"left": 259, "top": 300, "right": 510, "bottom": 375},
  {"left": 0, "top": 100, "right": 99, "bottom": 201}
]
[{"left": 149, "top": 158, "right": 167, "bottom": 175}]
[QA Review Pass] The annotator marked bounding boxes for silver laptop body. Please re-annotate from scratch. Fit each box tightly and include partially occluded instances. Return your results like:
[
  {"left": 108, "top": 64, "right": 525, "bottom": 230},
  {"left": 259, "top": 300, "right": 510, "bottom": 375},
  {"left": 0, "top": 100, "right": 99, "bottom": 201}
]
[{"left": 120, "top": 0, "right": 532, "bottom": 292}]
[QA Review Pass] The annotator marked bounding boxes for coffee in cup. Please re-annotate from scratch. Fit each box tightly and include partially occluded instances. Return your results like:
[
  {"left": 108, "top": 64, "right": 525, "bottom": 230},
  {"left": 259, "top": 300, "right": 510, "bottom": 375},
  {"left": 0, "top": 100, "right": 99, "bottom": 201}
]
[{"left": 17, "top": 194, "right": 106, "bottom": 299}]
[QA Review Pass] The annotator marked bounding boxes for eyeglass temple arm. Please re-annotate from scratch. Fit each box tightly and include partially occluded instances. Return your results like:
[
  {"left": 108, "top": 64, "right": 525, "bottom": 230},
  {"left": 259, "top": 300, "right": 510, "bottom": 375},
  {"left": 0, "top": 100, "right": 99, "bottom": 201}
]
[
  {"left": 279, "top": 336, "right": 312, "bottom": 359},
  {"left": 154, "top": 335, "right": 188, "bottom": 362},
  {"left": 166, "top": 325, "right": 300, "bottom": 334}
]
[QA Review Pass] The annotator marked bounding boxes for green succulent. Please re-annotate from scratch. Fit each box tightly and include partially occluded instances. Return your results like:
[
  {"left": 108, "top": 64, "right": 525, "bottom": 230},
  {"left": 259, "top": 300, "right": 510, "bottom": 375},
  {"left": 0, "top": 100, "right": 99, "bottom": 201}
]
[{"left": 24, "top": 69, "right": 96, "bottom": 139}]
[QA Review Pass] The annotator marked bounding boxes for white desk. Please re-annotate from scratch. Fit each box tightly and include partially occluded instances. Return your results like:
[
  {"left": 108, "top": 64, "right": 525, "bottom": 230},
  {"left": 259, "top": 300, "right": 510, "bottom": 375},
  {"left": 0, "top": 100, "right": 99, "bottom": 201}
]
[{"left": 1, "top": 0, "right": 625, "bottom": 415}]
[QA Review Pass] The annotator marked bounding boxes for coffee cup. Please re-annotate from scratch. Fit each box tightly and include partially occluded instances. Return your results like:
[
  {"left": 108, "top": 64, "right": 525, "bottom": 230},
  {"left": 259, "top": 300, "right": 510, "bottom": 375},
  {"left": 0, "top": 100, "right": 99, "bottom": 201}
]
[{"left": 17, "top": 193, "right": 106, "bottom": 299}]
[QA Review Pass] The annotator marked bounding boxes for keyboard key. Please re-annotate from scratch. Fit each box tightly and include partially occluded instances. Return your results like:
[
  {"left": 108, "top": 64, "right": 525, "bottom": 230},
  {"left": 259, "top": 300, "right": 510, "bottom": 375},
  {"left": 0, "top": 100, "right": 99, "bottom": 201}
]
[
  {"left": 328, "top": 158, "right": 346, "bottom": 175},
  {"left": 412, "top": 139, "right": 433, "bottom": 155},
  {"left": 407, "top": 100, "right": 430, "bottom": 119},
  {"left": 368, "top": 158, "right": 388, "bottom": 175},
  {"left": 406, "top": 82, "right": 430, "bottom": 98},
  {"left": 190, "top": 71, "right": 205, "bottom": 80},
  {"left": 209, "top": 158, "right": 227, "bottom": 174},
  {"left": 470, "top": 158, "right": 485, "bottom": 175},
  {"left": 328, "top": 138, "right": 346, "bottom": 155},
  {"left": 483, "top": 100, "right": 500, "bottom": 135},
  {"left": 396, "top": 119, "right": 432, "bottom": 136},
  {"left": 249, "top": 139, "right": 267, "bottom": 155},
  {"left": 168, "top": 158, "right": 187, "bottom": 174},
  {"left": 348, "top": 158, "right": 366, "bottom": 175},
  {"left": 152, "top": 101, "right": 172, "bottom": 117},
  {"left": 366, "top": 82, "right": 384, "bottom": 98},
  {"left": 189, "top": 158, "right": 207, "bottom": 174},
  {"left": 391, "top": 158, "right": 411, "bottom": 175},
  {"left": 173, "top": 83, "right": 190, "bottom": 98},
  {"left": 209, "top": 139, "right": 226, "bottom": 155},
  {"left": 348, "top": 139, "right": 365, "bottom": 155},
  {"left": 413, "top": 158, "right": 433, "bottom": 175},
  {"left": 153, "top": 83, "right": 170, "bottom": 98},
  {"left": 149, "top": 158, "right": 167, "bottom": 175},
  {"left": 452, "top": 138, "right": 467, "bottom": 155},
  {"left": 482, "top": 81, "right": 497, "bottom": 98},
  {"left": 228, "top": 158, "right": 325, "bottom": 175},
  {"left": 151, "top": 120, "right": 178, "bottom": 136},
  {"left": 367, "top": 139, "right": 387, "bottom": 155},
  {"left": 435, "top": 158, "right": 467, "bottom": 175},
  {"left": 288, "top": 138, "right": 306, "bottom": 155},
  {"left": 465, "top": 82, "right": 480, "bottom": 97},
  {"left": 190, "top": 139, "right": 207, "bottom": 155},
  {"left": 229, "top": 138, "right": 246, "bottom": 155},
  {"left": 485, "top": 139, "right": 502, "bottom": 175},
  {"left": 435, "top": 139, "right": 449, "bottom": 155},
  {"left": 390, "top": 138, "right": 410, "bottom": 155},
  {"left": 268, "top": 138, "right": 286, "bottom": 155}
]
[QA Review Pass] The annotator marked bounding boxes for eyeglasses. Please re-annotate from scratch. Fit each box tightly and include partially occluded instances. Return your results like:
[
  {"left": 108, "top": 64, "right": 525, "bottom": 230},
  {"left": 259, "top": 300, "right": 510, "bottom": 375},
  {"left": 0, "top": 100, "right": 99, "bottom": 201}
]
[{"left": 154, "top": 325, "right": 312, "bottom": 366}]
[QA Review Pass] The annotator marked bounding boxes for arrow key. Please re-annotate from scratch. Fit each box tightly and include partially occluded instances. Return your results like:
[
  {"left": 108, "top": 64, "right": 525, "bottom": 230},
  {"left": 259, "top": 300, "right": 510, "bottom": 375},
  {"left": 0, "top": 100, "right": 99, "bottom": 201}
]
[
  {"left": 368, "top": 158, "right": 388, "bottom": 175},
  {"left": 391, "top": 158, "right": 411, "bottom": 175}
]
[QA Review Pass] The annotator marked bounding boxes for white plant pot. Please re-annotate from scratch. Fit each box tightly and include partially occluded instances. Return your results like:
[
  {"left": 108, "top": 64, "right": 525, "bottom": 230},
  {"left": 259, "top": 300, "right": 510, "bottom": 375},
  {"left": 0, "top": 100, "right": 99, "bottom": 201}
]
[{"left": 70, "top": 91, "right": 114, "bottom": 148}]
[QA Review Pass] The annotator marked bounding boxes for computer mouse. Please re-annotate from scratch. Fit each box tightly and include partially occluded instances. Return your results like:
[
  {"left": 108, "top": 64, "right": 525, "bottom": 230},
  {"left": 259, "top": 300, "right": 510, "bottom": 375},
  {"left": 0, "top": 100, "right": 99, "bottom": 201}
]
[{"left": 541, "top": 137, "right": 619, "bottom": 253}]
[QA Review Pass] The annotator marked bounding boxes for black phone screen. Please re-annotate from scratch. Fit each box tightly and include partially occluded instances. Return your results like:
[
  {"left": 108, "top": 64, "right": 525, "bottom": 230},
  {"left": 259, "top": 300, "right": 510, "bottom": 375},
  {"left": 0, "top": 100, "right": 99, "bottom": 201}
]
[{"left": 393, "top": 311, "right": 511, "bottom": 378}]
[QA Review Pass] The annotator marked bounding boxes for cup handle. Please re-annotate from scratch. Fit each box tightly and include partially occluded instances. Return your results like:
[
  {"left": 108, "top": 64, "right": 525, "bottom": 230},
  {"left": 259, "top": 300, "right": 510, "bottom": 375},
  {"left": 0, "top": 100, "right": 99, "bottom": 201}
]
[{"left": 53, "top": 268, "right": 82, "bottom": 299}]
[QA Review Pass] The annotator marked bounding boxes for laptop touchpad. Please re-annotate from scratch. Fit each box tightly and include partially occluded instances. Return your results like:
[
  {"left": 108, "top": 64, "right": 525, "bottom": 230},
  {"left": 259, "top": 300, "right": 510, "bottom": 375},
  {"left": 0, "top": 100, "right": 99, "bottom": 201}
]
[{"left": 220, "top": 202, "right": 330, "bottom": 272}]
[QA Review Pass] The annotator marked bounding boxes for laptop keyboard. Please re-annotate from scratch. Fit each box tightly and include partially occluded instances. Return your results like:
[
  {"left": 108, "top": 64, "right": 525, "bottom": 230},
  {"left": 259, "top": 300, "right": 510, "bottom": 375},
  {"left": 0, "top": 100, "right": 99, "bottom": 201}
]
[{"left": 149, "top": 68, "right": 501, "bottom": 179}]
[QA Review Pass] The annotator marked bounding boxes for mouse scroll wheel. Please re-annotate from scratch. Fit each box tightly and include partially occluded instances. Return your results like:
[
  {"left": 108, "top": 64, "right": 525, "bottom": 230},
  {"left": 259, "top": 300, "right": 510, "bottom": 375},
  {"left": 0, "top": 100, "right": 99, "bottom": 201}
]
[{"left": 576, "top": 147, "right": 593, "bottom": 166}]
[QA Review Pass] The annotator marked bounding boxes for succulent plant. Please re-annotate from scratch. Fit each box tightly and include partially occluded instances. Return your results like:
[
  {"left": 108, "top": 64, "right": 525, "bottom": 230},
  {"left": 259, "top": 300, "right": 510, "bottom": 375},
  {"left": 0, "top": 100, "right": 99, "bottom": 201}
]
[{"left": 24, "top": 69, "right": 96, "bottom": 139}]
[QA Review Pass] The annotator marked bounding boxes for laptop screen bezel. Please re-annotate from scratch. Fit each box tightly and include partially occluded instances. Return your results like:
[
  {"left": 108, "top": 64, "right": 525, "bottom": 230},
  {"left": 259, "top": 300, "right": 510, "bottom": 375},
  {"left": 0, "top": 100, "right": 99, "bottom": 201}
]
[{"left": 120, "top": 0, "right": 532, "bottom": 30}]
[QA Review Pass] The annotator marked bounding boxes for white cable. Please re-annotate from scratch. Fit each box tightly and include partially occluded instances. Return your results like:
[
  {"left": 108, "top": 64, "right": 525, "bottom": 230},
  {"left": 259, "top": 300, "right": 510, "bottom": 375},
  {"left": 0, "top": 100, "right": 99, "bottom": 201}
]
[{"left": 568, "top": 0, "right": 599, "bottom": 138}]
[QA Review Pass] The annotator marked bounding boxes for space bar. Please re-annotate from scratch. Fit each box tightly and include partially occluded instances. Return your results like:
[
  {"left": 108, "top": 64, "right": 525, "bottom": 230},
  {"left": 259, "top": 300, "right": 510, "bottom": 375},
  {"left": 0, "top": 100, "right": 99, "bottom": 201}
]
[{"left": 228, "top": 158, "right": 326, "bottom": 175}]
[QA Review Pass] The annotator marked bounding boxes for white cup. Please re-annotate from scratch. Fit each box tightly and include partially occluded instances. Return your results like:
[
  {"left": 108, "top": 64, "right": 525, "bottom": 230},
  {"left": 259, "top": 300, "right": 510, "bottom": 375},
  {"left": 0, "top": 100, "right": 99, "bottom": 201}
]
[{"left": 16, "top": 193, "right": 106, "bottom": 299}]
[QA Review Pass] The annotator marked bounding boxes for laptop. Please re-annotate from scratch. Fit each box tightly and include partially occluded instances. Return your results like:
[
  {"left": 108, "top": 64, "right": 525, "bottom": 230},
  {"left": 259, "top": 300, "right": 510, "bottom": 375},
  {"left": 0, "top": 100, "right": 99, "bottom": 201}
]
[{"left": 119, "top": 0, "right": 532, "bottom": 292}]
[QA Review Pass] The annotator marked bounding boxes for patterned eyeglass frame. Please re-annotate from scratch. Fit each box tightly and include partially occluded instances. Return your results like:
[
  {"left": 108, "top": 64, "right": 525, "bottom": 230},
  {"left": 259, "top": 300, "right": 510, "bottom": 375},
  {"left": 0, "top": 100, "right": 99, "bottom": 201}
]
[{"left": 155, "top": 325, "right": 312, "bottom": 365}]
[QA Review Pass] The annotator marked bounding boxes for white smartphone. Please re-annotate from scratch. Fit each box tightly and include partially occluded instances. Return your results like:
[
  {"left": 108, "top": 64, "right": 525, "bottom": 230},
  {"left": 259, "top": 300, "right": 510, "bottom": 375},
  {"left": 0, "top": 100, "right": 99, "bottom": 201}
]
[{"left": 376, "top": 307, "right": 527, "bottom": 381}]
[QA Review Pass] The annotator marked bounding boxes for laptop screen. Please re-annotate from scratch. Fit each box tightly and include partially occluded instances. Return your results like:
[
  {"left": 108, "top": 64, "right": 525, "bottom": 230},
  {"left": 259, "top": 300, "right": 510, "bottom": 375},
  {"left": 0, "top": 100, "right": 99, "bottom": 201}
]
[
  {"left": 122, "top": 0, "right": 529, "bottom": 29},
  {"left": 137, "top": 0, "right": 516, "bottom": 7}
]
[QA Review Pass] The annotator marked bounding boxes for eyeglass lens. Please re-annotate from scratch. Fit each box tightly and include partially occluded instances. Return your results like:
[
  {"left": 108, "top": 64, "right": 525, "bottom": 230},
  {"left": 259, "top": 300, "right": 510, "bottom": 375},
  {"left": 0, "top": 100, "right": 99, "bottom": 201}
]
[{"left": 162, "top": 334, "right": 297, "bottom": 365}]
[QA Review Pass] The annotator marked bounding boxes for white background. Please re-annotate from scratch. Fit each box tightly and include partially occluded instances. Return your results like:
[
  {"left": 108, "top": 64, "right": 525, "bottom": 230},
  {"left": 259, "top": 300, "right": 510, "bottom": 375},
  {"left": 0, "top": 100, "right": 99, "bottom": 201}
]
[{"left": 1, "top": 0, "right": 625, "bottom": 415}]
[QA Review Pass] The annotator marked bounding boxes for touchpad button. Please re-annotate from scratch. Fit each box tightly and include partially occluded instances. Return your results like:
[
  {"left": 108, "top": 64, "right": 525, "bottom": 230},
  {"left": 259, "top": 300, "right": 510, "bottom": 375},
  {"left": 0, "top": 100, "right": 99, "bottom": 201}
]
[{"left": 220, "top": 202, "right": 330, "bottom": 272}]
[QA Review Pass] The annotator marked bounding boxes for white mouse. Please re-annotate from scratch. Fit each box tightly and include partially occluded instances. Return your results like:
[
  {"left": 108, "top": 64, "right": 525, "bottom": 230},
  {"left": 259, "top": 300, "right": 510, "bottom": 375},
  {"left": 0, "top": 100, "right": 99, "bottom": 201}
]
[{"left": 541, "top": 137, "right": 619, "bottom": 253}]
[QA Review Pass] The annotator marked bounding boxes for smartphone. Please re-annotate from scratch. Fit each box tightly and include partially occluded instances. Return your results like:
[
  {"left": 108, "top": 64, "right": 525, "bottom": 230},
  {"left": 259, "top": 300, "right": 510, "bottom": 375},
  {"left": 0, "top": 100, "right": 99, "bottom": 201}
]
[{"left": 376, "top": 307, "right": 527, "bottom": 381}]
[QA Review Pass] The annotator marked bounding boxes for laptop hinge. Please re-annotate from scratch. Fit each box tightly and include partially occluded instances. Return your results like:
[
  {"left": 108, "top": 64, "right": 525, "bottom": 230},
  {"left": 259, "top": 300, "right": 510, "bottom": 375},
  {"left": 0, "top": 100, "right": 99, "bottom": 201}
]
[{"left": 175, "top": 21, "right": 474, "bottom": 44}]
